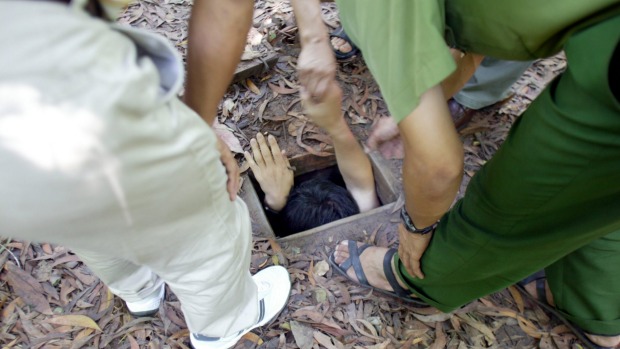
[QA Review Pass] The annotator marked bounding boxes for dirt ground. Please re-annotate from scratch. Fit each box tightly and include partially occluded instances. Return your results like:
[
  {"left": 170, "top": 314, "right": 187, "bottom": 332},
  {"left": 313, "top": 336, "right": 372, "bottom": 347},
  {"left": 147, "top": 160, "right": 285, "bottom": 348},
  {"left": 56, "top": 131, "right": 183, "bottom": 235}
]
[{"left": 0, "top": 1, "right": 589, "bottom": 349}]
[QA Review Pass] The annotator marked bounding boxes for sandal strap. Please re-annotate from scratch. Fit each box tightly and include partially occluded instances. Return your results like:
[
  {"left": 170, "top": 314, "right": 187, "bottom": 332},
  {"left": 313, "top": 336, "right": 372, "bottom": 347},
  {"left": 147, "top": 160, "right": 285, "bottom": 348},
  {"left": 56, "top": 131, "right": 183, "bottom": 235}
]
[
  {"left": 329, "top": 26, "right": 352, "bottom": 42},
  {"left": 519, "top": 271, "right": 548, "bottom": 305},
  {"left": 340, "top": 241, "right": 370, "bottom": 287},
  {"left": 383, "top": 249, "right": 412, "bottom": 297},
  {"left": 535, "top": 278, "right": 547, "bottom": 305}
]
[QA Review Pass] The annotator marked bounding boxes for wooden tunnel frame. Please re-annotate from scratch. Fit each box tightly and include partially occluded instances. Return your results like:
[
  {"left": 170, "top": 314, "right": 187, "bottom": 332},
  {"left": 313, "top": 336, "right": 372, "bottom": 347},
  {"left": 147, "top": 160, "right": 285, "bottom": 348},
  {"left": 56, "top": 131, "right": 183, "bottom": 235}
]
[{"left": 239, "top": 150, "right": 400, "bottom": 243}]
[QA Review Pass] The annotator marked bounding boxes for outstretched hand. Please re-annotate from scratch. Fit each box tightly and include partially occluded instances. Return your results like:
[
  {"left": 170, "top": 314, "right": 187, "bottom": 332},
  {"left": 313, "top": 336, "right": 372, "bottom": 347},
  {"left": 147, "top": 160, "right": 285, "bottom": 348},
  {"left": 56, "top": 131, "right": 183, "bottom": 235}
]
[
  {"left": 244, "top": 133, "right": 294, "bottom": 212},
  {"left": 397, "top": 223, "right": 433, "bottom": 279},
  {"left": 366, "top": 117, "right": 404, "bottom": 159}
]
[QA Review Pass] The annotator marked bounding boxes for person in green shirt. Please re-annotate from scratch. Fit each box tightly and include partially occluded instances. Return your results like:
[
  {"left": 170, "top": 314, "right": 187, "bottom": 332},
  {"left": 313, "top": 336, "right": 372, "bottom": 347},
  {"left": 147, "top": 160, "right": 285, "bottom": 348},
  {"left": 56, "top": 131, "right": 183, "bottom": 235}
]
[{"left": 293, "top": 1, "right": 620, "bottom": 347}]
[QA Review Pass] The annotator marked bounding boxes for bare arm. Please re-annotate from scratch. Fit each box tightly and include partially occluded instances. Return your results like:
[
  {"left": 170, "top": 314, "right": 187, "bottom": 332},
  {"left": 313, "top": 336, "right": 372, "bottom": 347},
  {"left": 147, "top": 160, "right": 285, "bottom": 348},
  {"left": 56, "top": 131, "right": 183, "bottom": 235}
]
[
  {"left": 184, "top": 0, "right": 254, "bottom": 125},
  {"left": 330, "top": 120, "right": 379, "bottom": 212},
  {"left": 399, "top": 85, "right": 463, "bottom": 227},
  {"left": 303, "top": 83, "right": 379, "bottom": 212},
  {"left": 397, "top": 84, "right": 464, "bottom": 278},
  {"left": 441, "top": 50, "right": 485, "bottom": 99},
  {"left": 290, "top": 0, "right": 336, "bottom": 101}
]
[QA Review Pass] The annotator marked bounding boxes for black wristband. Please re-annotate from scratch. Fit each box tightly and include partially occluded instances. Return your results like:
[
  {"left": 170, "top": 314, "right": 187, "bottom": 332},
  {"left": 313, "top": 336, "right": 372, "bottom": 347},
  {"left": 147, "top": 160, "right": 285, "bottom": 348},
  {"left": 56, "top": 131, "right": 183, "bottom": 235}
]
[{"left": 400, "top": 206, "right": 438, "bottom": 235}]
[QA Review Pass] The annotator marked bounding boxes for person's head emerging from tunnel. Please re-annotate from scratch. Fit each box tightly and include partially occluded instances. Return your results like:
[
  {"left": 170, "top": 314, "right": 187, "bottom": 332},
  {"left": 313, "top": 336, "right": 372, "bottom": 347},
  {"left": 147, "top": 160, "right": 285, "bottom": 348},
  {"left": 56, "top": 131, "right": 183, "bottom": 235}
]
[
  {"left": 281, "top": 177, "right": 360, "bottom": 233},
  {"left": 244, "top": 82, "right": 379, "bottom": 235}
]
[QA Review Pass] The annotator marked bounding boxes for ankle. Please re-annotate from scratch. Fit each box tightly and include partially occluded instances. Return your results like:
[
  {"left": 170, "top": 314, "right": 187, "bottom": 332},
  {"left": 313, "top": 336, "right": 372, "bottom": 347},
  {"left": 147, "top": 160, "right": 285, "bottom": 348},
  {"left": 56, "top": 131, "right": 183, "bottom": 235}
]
[{"left": 586, "top": 333, "right": 620, "bottom": 348}]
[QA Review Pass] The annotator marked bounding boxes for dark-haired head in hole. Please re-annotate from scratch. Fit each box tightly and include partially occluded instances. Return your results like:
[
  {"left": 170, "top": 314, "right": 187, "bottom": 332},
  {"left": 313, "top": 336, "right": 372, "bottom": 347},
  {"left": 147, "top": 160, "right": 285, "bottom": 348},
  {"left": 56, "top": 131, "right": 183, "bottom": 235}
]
[{"left": 281, "top": 178, "right": 360, "bottom": 234}]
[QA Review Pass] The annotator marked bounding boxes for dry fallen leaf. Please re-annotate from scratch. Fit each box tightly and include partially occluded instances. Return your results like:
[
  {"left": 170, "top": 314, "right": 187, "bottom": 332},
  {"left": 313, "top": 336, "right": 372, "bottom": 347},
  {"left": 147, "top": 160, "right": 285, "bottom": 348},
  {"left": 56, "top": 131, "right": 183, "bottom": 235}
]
[
  {"left": 4, "top": 262, "right": 52, "bottom": 315},
  {"left": 45, "top": 315, "right": 102, "bottom": 331},
  {"left": 240, "top": 332, "right": 263, "bottom": 346},
  {"left": 313, "top": 330, "right": 339, "bottom": 349},
  {"left": 508, "top": 285, "right": 525, "bottom": 313},
  {"left": 246, "top": 79, "right": 261, "bottom": 95},
  {"left": 290, "top": 320, "right": 314, "bottom": 349},
  {"left": 213, "top": 122, "right": 243, "bottom": 154},
  {"left": 429, "top": 322, "right": 447, "bottom": 349},
  {"left": 314, "top": 260, "right": 329, "bottom": 277}
]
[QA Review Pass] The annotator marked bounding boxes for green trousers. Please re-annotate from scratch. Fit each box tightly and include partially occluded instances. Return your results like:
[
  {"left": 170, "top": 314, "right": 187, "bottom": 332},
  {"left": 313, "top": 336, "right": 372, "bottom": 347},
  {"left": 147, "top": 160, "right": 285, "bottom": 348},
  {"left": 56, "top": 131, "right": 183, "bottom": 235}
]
[{"left": 398, "top": 15, "right": 620, "bottom": 335}]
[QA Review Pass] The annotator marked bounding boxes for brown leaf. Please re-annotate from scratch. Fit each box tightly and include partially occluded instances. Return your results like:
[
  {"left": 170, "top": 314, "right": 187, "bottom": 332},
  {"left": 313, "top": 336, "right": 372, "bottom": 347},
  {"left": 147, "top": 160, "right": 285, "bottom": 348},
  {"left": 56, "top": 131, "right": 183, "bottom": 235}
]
[
  {"left": 350, "top": 99, "right": 367, "bottom": 118},
  {"left": 305, "top": 132, "right": 333, "bottom": 145},
  {"left": 213, "top": 122, "right": 243, "bottom": 154},
  {"left": 4, "top": 262, "right": 52, "bottom": 315},
  {"left": 256, "top": 97, "right": 271, "bottom": 122},
  {"left": 551, "top": 324, "right": 572, "bottom": 335},
  {"left": 290, "top": 320, "right": 314, "bottom": 349},
  {"left": 70, "top": 328, "right": 96, "bottom": 349},
  {"left": 17, "top": 306, "right": 46, "bottom": 338},
  {"left": 507, "top": 285, "right": 525, "bottom": 313},
  {"left": 539, "top": 335, "right": 555, "bottom": 349},
  {"left": 313, "top": 330, "right": 339, "bottom": 349},
  {"left": 310, "top": 322, "right": 354, "bottom": 337},
  {"left": 308, "top": 260, "right": 316, "bottom": 287},
  {"left": 1, "top": 297, "right": 21, "bottom": 319},
  {"left": 50, "top": 254, "right": 81, "bottom": 268},
  {"left": 456, "top": 313, "right": 496, "bottom": 345},
  {"left": 350, "top": 319, "right": 382, "bottom": 340},
  {"left": 127, "top": 334, "right": 140, "bottom": 349},
  {"left": 98, "top": 286, "right": 114, "bottom": 313},
  {"left": 240, "top": 332, "right": 263, "bottom": 345},
  {"left": 72, "top": 266, "right": 97, "bottom": 285},
  {"left": 296, "top": 122, "right": 333, "bottom": 157},
  {"left": 246, "top": 79, "right": 261, "bottom": 95},
  {"left": 401, "top": 335, "right": 425, "bottom": 349},
  {"left": 269, "top": 82, "right": 298, "bottom": 95},
  {"left": 313, "top": 260, "right": 329, "bottom": 277},
  {"left": 516, "top": 315, "right": 543, "bottom": 339},
  {"left": 292, "top": 307, "right": 325, "bottom": 323},
  {"left": 263, "top": 114, "right": 290, "bottom": 122},
  {"left": 45, "top": 315, "right": 102, "bottom": 331},
  {"left": 429, "top": 322, "right": 446, "bottom": 349}
]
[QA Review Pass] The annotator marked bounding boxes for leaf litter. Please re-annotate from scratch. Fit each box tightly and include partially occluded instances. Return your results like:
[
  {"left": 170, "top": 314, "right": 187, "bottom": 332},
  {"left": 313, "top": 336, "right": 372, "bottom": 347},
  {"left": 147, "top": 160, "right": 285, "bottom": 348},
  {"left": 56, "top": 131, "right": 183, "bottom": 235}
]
[{"left": 0, "top": 0, "right": 584, "bottom": 348}]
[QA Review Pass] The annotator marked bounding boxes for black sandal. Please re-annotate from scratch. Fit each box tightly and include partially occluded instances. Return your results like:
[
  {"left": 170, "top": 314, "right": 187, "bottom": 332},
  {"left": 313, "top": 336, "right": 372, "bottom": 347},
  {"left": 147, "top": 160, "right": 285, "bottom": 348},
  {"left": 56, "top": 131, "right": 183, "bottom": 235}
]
[
  {"left": 330, "top": 27, "right": 360, "bottom": 61},
  {"left": 516, "top": 271, "right": 618, "bottom": 349},
  {"left": 329, "top": 240, "right": 428, "bottom": 306}
]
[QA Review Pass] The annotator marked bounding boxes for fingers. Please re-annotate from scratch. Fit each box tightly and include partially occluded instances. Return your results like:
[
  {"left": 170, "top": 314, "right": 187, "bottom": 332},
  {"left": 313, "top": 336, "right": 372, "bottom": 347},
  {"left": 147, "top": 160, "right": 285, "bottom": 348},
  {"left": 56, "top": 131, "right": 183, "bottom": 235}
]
[
  {"left": 243, "top": 151, "right": 258, "bottom": 172},
  {"left": 256, "top": 133, "right": 274, "bottom": 166},
  {"left": 225, "top": 160, "right": 240, "bottom": 201},
  {"left": 247, "top": 133, "right": 292, "bottom": 173},
  {"left": 398, "top": 245, "right": 425, "bottom": 280},
  {"left": 249, "top": 137, "right": 265, "bottom": 168},
  {"left": 267, "top": 134, "right": 286, "bottom": 166},
  {"left": 220, "top": 145, "right": 239, "bottom": 201},
  {"left": 282, "top": 149, "right": 292, "bottom": 168},
  {"left": 412, "top": 265, "right": 425, "bottom": 279}
]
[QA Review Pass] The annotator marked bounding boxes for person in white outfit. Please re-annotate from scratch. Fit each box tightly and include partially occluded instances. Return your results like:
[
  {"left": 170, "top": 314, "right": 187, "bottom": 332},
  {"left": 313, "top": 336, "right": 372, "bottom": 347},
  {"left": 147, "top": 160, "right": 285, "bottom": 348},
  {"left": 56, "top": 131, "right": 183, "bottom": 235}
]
[{"left": 0, "top": 0, "right": 290, "bottom": 348}]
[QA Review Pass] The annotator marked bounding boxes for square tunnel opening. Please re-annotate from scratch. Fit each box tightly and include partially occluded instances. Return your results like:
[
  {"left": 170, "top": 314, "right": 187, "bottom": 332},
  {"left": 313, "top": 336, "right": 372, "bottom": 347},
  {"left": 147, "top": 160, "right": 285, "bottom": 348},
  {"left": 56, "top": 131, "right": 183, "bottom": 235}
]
[{"left": 240, "top": 152, "right": 399, "bottom": 240}]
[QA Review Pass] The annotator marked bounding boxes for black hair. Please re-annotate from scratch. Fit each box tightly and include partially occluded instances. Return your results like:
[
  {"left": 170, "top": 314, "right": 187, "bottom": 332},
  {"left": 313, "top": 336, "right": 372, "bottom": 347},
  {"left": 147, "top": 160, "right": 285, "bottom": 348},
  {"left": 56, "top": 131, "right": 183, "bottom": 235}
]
[{"left": 280, "top": 178, "right": 360, "bottom": 234}]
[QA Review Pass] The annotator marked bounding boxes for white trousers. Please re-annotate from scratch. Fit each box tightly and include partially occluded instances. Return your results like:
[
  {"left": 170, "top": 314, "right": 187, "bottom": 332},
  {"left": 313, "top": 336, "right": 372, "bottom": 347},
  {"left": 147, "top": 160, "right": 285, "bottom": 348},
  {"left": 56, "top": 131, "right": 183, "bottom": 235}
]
[{"left": 0, "top": 1, "right": 257, "bottom": 337}]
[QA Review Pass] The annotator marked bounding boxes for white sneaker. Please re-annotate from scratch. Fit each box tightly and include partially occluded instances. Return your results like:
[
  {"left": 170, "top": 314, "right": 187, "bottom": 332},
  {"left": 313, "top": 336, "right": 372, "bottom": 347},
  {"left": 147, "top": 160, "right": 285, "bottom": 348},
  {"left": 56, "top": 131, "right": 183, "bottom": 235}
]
[
  {"left": 126, "top": 283, "right": 165, "bottom": 317},
  {"left": 190, "top": 266, "right": 291, "bottom": 349}
]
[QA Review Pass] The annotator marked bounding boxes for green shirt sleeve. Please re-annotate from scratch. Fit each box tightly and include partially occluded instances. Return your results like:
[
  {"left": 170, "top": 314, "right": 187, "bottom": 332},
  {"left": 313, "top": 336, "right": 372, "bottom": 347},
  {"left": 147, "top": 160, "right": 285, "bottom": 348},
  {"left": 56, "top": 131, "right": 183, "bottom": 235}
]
[{"left": 336, "top": 0, "right": 456, "bottom": 123}]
